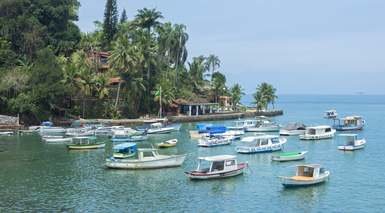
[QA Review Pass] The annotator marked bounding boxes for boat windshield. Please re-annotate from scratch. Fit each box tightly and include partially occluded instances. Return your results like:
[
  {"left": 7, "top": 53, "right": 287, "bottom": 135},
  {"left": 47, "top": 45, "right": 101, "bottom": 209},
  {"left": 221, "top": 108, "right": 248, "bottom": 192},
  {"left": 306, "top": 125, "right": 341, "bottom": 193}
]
[{"left": 211, "top": 161, "right": 225, "bottom": 172}]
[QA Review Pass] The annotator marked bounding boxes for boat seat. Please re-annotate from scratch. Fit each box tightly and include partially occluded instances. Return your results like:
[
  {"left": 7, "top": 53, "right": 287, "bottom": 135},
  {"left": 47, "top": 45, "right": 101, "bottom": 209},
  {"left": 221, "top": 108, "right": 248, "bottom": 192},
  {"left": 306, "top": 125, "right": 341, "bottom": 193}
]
[{"left": 291, "top": 176, "right": 314, "bottom": 181}]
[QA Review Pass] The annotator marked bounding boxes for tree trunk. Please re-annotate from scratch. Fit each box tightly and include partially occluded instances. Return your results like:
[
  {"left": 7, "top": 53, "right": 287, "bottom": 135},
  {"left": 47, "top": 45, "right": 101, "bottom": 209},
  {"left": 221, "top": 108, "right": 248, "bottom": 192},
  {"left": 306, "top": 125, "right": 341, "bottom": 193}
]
[{"left": 115, "top": 81, "right": 121, "bottom": 109}]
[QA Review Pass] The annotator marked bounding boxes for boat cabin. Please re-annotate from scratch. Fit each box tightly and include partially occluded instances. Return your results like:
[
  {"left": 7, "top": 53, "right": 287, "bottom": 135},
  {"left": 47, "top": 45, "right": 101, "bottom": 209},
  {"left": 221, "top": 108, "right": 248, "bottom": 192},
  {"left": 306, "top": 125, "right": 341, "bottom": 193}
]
[
  {"left": 72, "top": 136, "right": 97, "bottom": 145},
  {"left": 334, "top": 116, "right": 364, "bottom": 127},
  {"left": 295, "top": 164, "right": 324, "bottom": 179},
  {"left": 283, "top": 122, "right": 306, "bottom": 131},
  {"left": 305, "top": 126, "right": 333, "bottom": 135},
  {"left": 324, "top": 109, "right": 338, "bottom": 119},
  {"left": 113, "top": 143, "right": 137, "bottom": 157},
  {"left": 338, "top": 134, "right": 358, "bottom": 146},
  {"left": 137, "top": 148, "right": 161, "bottom": 160},
  {"left": 196, "top": 155, "right": 238, "bottom": 173},
  {"left": 150, "top": 122, "right": 163, "bottom": 129},
  {"left": 240, "top": 135, "right": 281, "bottom": 146}
]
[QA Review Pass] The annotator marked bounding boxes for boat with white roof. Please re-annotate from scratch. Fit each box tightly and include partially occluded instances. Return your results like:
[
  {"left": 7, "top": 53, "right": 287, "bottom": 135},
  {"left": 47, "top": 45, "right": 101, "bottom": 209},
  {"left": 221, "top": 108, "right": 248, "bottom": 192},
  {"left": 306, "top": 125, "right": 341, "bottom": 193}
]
[
  {"left": 333, "top": 116, "right": 365, "bottom": 131},
  {"left": 236, "top": 135, "right": 286, "bottom": 154},
  {"left": 280, "top": 164, "right": 330, "bottom": 187},
  {"left": 299, "top": 125, "right": 336, "bottom": 140},
  {"left": 185, "top": 155, "right": 247, "bottom": 180},
  {"left": 337, "top": 134, "right": 366, "bottom": 151}
]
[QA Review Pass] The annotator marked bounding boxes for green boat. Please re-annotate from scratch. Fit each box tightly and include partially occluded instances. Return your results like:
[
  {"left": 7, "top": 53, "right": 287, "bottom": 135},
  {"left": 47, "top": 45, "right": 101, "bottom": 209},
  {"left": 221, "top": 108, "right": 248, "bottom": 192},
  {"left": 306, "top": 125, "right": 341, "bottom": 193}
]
[
  {"left": 272, "top": 151, "right": 307, "bottom": 162},
  {"left": 67, "top": 136, "right": 105, "bottom": 150}
]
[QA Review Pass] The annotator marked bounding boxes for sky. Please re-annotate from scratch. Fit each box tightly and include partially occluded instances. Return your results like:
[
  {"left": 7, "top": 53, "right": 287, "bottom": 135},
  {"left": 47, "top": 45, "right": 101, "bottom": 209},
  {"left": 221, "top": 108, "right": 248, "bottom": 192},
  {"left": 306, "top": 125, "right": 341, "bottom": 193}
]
[{"left": 77, "top": 0, "right": 385, "bottom": 95}]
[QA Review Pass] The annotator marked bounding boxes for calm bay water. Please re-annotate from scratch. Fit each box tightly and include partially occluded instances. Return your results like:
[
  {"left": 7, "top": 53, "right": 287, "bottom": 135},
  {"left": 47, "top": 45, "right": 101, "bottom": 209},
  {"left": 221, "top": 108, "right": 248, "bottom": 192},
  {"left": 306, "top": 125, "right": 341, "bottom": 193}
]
[{"left": 1, "top": 95, "right": 385, "bottom": 212}]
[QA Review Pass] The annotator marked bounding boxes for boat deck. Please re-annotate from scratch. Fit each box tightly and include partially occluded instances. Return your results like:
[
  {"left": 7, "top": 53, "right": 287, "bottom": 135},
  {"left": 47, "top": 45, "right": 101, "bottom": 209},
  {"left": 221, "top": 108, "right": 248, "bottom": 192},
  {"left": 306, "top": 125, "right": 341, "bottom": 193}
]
[{"left": 291, "top": 176, "right": 314, "bottom": 181}]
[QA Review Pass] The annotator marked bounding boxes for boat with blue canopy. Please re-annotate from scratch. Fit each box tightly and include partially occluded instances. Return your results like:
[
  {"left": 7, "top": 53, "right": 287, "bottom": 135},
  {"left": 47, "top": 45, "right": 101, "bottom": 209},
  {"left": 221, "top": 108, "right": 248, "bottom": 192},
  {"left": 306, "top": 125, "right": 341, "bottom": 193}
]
[{"left": 112, "top": 143, "right": 137, "bottom": 159}]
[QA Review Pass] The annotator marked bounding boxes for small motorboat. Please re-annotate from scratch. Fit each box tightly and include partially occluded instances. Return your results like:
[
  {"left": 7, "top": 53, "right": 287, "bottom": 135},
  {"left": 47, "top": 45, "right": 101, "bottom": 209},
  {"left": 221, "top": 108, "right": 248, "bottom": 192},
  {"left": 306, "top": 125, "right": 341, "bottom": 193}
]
[
  {"left": 272, "top": 151, "right": 308, "bottom": 162},
  {"left": 299, "top": 126, "right": 336, "bottom": 140},
  {"left": 185, "top": 155, "right": 248, "bottom": 180},
  {"left": 0, "top": 131, "right": 14, "bottom": 136},
  {"left": 236, "top": 135, "right": 287, "bottom": 154},
  {"left": 157, "top": 139, "right": 178, "bottom": 148},
  {"left": 338, "top": 134, "right": 366, "bottom": 151},
  {"left": 279, "top": 123, "right": 306, "bottom": 136},
  {"left": 43, "top": 137, "right": 73, "bottom": 144},
  {"left": 67, "top": 136, "right": 105, "bottom": 150},
  {"left": 245, "top": 116, "right": 280, "bottom": 132},
  {"left": 105, "top": 148, "right": 186, "bottom": 169},
  {"left": 112, "top": 143, "right": 137, "bottom": 159},
  {"left": 227, "top": 120, "right": 257, "bottom": 130},
  {"left": 197, "top": 136, "right": 233, "bottom": 147},
  {"left": 333, "top": 116, "right": 365, "bottom": 131},
  {"left": 324, "top": 109, "right": 338, "bottom": 119},
  {"left": 146, "top": 122, "right": 174, "bottom": 134},
  {"left": 280, "top": 164, "right": 330, "bottom": 187}
]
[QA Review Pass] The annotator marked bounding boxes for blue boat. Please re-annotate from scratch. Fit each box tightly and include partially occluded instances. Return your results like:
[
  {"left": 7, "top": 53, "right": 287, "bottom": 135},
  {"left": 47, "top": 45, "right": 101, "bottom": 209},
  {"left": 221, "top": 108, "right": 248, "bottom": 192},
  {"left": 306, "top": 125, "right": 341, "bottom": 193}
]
[
  {"left": 196, "top": 124, "right": 227, "bottom": 134},
  {"left": 333, "top": 116, "right": 365, "bottom": 131},
  {"left": 112, "top": 143, "right": 137, "bottom": 159},
  {"left": 112, "top": 134, "right": 148, "bottom": 142}
]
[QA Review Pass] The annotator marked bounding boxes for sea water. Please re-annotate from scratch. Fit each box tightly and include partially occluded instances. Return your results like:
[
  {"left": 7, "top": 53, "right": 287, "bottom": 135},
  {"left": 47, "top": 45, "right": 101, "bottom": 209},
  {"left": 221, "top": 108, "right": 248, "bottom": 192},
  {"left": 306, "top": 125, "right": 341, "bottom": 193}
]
[{"left": 0, "top": 95, "right": 384, "bottom": 212}]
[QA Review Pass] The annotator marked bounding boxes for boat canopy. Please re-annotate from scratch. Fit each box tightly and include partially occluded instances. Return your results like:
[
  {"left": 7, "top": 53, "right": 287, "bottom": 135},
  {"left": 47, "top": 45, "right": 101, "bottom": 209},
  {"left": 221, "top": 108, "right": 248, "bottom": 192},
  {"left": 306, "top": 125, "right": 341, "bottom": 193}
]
[
  {"left": 114, "top": 142, "right": 137, "bottom": 149},
  {"left": 241, "top": 135, "right": 279, "bottom": 142},
  {"left": 41, "top": 121, "right": 53, "bottom": 127},
  {"left": 197, "top": 124, "right": 227, "bottom": 134},
  {"left": 198, "top": 155, "right": 236, "bottom": 162}
]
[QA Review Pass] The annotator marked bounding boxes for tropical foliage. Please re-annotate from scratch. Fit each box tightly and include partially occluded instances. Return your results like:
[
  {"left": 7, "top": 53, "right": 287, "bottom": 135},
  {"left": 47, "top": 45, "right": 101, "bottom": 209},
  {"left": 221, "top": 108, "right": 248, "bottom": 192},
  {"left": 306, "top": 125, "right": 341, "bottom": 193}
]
[
  {"left": 0, "top": 0, "right": 250, "bottom": 124},
  {"left": 253, "top": 82, "right": 277, "bottom": 110}
]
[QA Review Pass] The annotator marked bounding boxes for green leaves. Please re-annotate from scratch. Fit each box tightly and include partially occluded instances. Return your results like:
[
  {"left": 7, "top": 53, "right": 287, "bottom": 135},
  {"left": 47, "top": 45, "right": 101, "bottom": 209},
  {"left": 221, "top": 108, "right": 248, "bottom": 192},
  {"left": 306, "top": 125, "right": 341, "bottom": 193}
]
[{"left": 253, "top": 82, "right": 277, "bottom": 110}]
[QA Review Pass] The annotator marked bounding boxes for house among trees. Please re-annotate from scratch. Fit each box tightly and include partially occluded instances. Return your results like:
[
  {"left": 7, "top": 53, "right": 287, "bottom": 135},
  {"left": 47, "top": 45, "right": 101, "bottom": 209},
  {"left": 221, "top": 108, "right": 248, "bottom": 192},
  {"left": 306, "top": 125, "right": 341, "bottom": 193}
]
[{"left": 87, "top": 51, "right": 110, "bottom": 72}]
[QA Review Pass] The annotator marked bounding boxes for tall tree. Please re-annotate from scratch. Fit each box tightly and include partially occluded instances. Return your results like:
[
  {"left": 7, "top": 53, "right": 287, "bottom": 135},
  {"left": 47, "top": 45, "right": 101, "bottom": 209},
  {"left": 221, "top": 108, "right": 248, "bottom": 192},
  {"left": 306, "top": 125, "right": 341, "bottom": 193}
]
[
  {"left": 211, "top": 72, "right": 227, "bottom": 103},
  {"left": 102, "top": 0, "right": 118, "bottom": 48},
  {"left": 134, "top": 8, "right": 163, "bottom": 31},
  {"left": 205, "top": 54, "right": 221, "bottom": 81},
  {"left": 230, "top": 84, "right": 245, "bottom": 110},
  {"left": 253, "top": 82, "right": 277, "bottom": 110},
  {"left": 120, "top": 9, "right": 128, "bottom": 24}
]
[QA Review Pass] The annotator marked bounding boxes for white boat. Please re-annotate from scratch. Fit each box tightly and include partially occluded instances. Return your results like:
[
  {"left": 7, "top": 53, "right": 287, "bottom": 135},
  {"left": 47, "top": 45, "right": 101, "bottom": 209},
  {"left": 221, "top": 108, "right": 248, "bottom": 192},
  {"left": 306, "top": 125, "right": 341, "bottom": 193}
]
[
  {"left": 333, "top": 116, "right": 365, "bottom": 131},
  {"left": 157, "top": 139, "right": 178, "bottom": 148},
  {"left": 228, "top": 120, "right": 257, "bottom": 130},
  {"left": 279, "top": 123, "right": 306, "bottom": 136},
  {"left": 146, "top": 123, "right": 174, "bottom": 134},
  {"left": 272, "top": 151, "right": 308, "bottom": 162},
  {"left": 66, "top": 128, "right": 95, "bottom": 137},
  {"left": 197, "top": 136, "right": 233, "bottom": 147},
  {"left": 95, "top": 126, "right": 113, "bottom": 136},
  {"left": 185, "top": 155, "right": 248, "bottom": 180},
  {"left": 43, "top": 137, "right": 73, "bottom": 144},
  {"left": 280, "top": 164, "right": 330, "bottom": 187},
  {"left": 39, "top": 126, "right": 66, "bottom": 135},
  {"left": 245, "top": 117, "right": 280, "bottom": 132},
  {"left": 105, "top": 148, "right": 186, "bottom": 169},
  {"left": 299, "top": 126, "right": 336, "bottom": 140},
  {"left": 338, "top": 134, "right": 366, "bottom": 151},
  {"left": 0, "top": 131, "right": 14, "bottom": 136},
  {"left": 324, "top": 109, "right": 338, "bottom": 119},
  {"left": 236, "top": 135, "right": 287, "bottom": 154}
]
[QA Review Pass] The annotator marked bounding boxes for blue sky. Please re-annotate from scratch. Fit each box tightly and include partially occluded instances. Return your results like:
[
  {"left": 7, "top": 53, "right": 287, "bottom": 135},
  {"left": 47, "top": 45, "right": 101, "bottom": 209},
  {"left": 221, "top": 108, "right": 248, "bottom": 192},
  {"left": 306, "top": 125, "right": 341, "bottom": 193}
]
[{"left": 78, "top": 0, "right": 385, "bottom": 95}]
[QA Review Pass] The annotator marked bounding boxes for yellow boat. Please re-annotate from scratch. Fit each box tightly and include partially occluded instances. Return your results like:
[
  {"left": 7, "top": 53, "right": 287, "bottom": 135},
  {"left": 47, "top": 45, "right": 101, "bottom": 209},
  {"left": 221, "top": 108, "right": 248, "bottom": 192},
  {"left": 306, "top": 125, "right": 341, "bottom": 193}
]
[{"left": 157, "top": 139, "right": 178, "bottom": 148}]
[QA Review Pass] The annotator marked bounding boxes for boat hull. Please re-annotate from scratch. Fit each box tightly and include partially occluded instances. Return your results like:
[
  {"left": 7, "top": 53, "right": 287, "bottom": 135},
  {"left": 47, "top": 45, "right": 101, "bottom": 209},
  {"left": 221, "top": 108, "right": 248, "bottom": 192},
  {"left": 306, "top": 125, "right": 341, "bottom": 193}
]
[
  {"left": 105, "top": 155, "right": 186, "bottom": 169},
  {"left": 67, "top": 143, "right": 105, "bottom": 150},
  {"left": 44, "top": 138, "right": 73, "bottom": 144},
  {"left": 147, "top": 128, "right": 173, "bottom": 134},
  {"left": 186, "top": 163, "right": 247, "bottom": 180},
  {"left": 272, "top": 151, "right": 307, "bottom": 162},
  {"left": 279, "top": 129, "right": 306, "bottom": 136},
  {"left": 281, "top": 172, "right": 330, "bottom": 187},
  {"left": 236, "top": 144, "right": 283, "bottom": 154},
  {"left": 245, "top": 126, "right": 280, "bottom": 132},
  {"left": 300, "top": 131, "right": 336, "bottom": 140}
]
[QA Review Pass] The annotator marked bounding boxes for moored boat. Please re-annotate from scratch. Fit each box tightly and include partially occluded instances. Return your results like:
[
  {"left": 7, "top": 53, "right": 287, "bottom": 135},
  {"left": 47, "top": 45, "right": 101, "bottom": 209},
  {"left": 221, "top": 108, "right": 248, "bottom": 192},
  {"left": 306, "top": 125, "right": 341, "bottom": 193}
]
[
  {"left": 279, "top": 123, "right": 306, "bottom": 136},
  {"left": 185, "top": 155, "right": 247, "bottom": 180},
  {"left": 272, "top": 151, "right": 308, "bottom": 162},
  {"left": 0, "top": 131, "right": 14, "bottom": 136},
  {"left": 112, "top": 143, "right": 137, "bottom": 159},
  {"left": 146, "top": 122, "right": 174, "bottom": 134},
  {"left": 67, "top": 136, "right": 105, "bottom": 150},
  {"left": 337, "top": 134, "right": 366, "bottom": 151},
  {"left": 236, "top": 135, "right": 286, "bottom": 154},
  {"left": 299, "top": 125, "right": 336, "bottom": 140},
  {"left": 197, "top": 136, "right": 233, "bottom": 147},
  {"left": 245, "top": 116, "right": 280, "bottom": 132},
  {"left": 105, "top": 148, "right": 186, "bottom": 169},
  {"left": 324, "top": 109, "right": 338, "bottom": 119},
  {"left": 157, "top": 139, "right": 178, "bottom": 148},
  {"left": 43, "top": 137, "right": 73, "bottom": 144},
  {"left": 333, "top": 116, "right": 365, "bottom": 131},
  {"left": 280, "top": 164, "right": 330, "bottom": 187},
  {"left": 228, "top": 120, "right": 257, "bottom": 130}
]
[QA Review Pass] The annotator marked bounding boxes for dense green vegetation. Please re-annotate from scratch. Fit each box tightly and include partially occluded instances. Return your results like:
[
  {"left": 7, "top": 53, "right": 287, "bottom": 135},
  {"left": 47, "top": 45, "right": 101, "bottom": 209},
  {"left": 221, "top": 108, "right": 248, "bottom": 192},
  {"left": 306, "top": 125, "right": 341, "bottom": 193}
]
[
  {"left": 0, "top": 0, "right": 246, "bottom": 124},
  {"left": 253, "top": 82, "right": 278, "bottom": 110}
]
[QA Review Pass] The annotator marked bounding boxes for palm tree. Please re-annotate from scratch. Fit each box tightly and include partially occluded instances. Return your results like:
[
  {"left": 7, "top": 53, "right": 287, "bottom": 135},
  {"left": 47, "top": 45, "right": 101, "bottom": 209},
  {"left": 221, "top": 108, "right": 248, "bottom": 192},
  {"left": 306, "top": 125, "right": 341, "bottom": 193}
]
[
  {"left": 134, "top": 8, "right": 163, "bottom": 32},
  {"left": 188, "top": 56, "right": 206, "bottom": 93},
  {"left": 230, "top": 83, "right": 245, "bottom": 110},
  {"left": 253, "top": 82, "right": 277, "bottom": 110},
  {"left": 205, "top": 54, "right": 220, "bottom": 81},
  {"left": 93, "top": 74, "right": 109, "bottom": 99},
  {"left": 211, "top": 72, "right": 227, "bottom": 103}
]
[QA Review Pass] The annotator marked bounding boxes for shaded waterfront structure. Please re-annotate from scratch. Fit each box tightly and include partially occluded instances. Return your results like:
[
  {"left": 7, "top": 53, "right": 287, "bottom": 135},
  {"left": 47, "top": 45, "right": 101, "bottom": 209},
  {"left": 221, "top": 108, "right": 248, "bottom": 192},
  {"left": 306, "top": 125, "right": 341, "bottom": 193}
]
[{"left": 173, "top": 99, "right": 219, "bottom": 116}]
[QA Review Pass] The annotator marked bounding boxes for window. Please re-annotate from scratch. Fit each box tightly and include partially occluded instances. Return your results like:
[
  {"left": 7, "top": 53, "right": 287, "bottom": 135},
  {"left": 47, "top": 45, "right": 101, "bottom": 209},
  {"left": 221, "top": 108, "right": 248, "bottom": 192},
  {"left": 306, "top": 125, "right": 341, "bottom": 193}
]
[
  {"left": 271, "top": 138, "right": 279, "bottom": 144},
  {"left": 211, "top": 161, "right": 224, "bottom": 171},
  {"left": 225, "top": 160, "right": 235, "bottom": 166},
  {"left": 325, "top": 128, "right": 331, "bottom": 132},
  {"left": 260, "top": 139, "right": 268, "bottom": 146}
]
